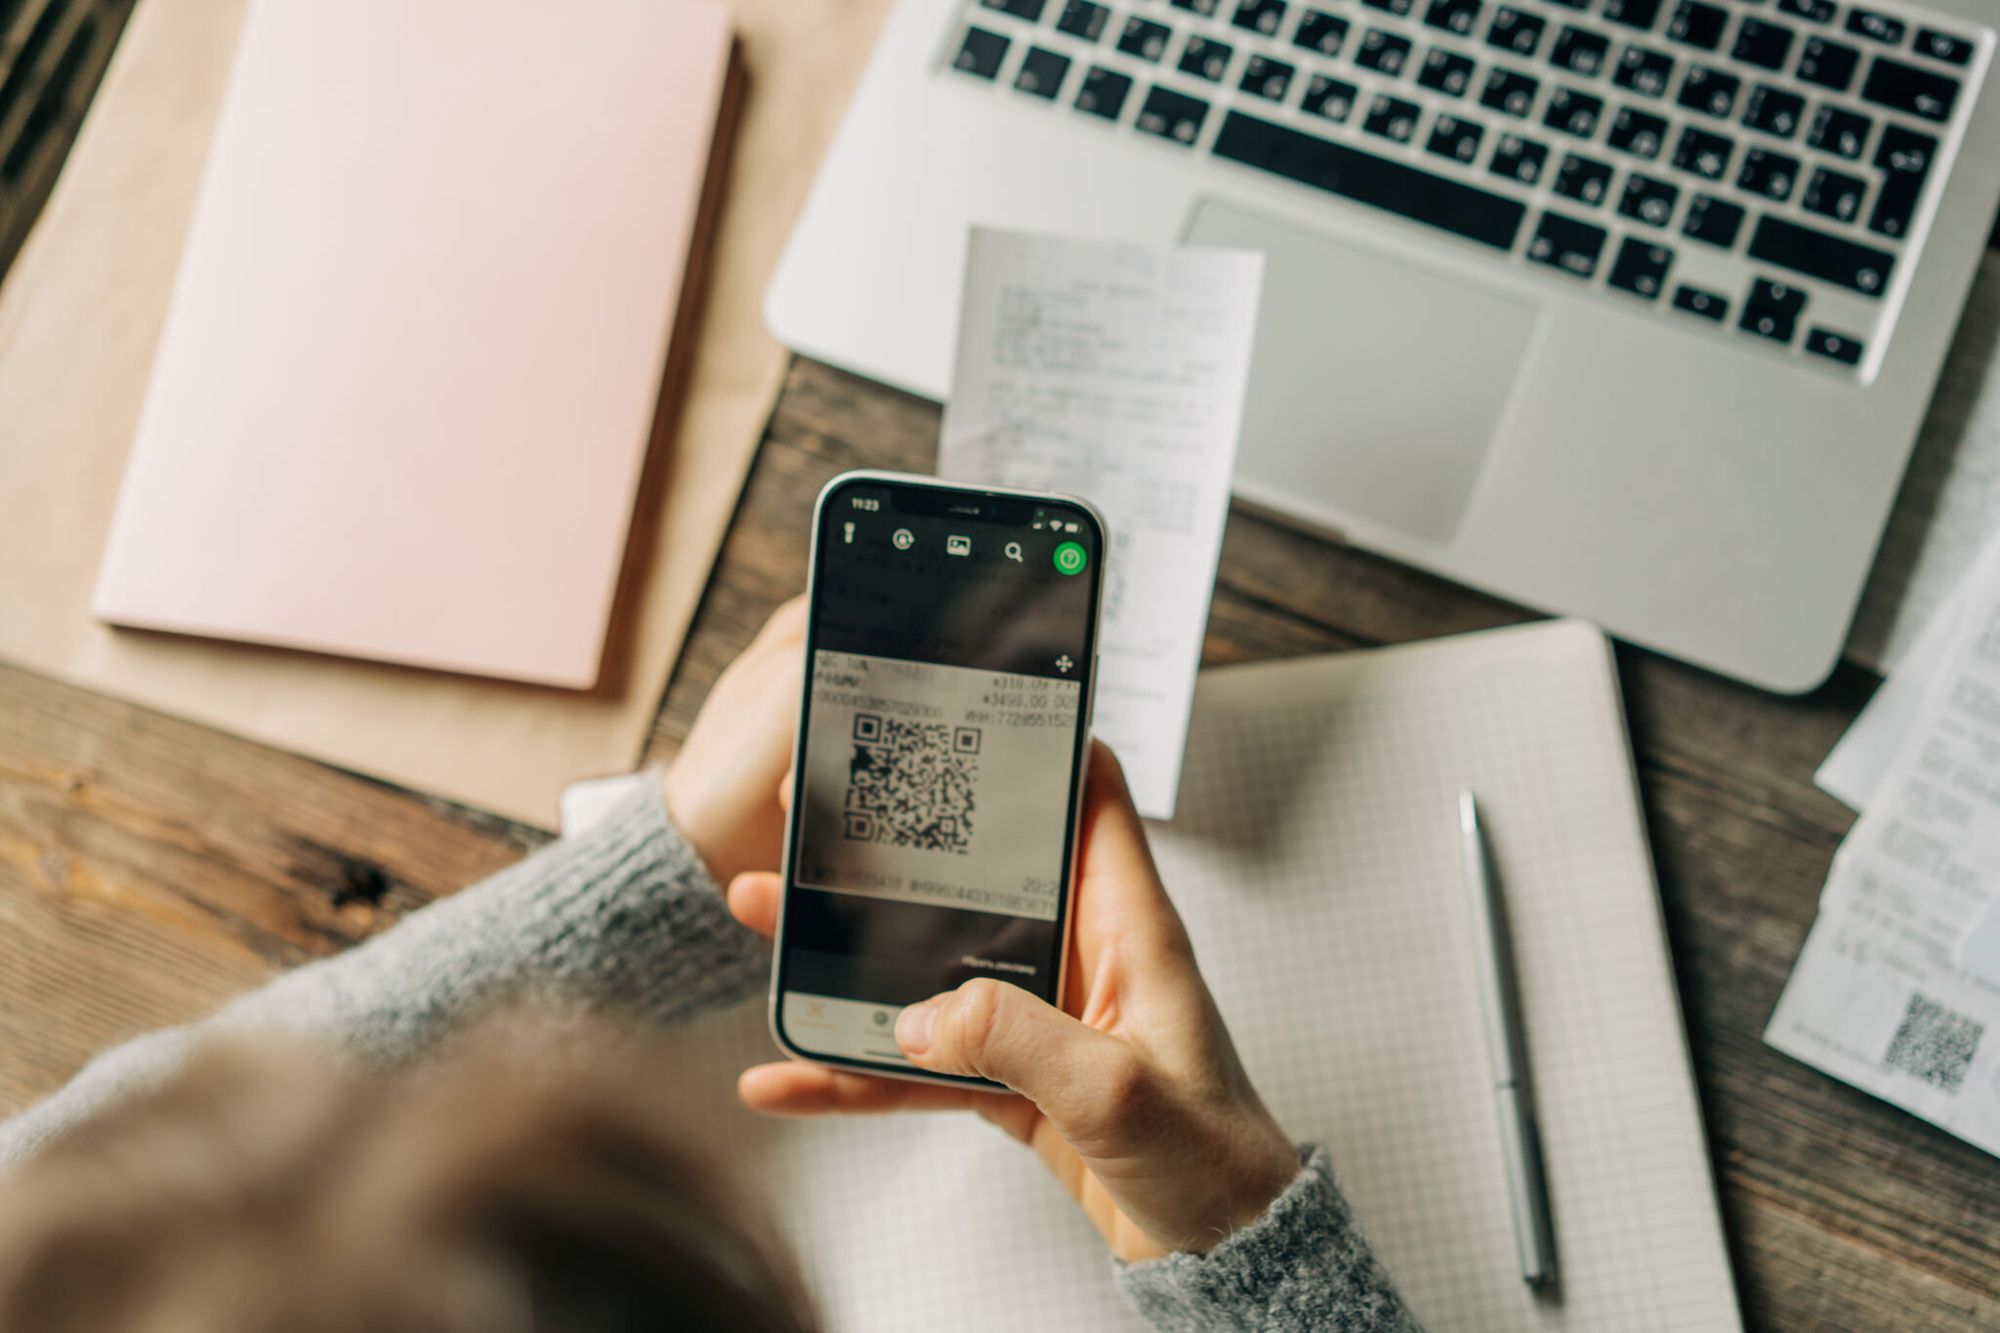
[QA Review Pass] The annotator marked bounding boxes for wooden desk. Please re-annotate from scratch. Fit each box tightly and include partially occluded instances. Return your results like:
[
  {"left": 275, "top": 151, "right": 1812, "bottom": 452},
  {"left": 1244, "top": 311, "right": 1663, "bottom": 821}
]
[
  {"left": 2, "top": 8, "right": 1996, "bottom": 1319},
  {"left": 4, "top": 356, "right": 1996, "bottom": 1326}
]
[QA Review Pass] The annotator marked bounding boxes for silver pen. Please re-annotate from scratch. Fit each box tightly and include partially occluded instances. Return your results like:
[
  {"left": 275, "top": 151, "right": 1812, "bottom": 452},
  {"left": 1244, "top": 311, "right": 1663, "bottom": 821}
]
[{"left": 1458, "top": 791, "right": 1558, "bottom": 1288}]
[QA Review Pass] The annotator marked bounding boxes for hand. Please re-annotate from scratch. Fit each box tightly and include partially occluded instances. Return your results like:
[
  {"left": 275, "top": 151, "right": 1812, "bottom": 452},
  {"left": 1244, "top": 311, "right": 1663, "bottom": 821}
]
[
  {"left": 660, "top": 598, "right": 805, "bottom": 889},
  {"left": 725, "top": 743, "right": 1301, "bottom": 1262}
]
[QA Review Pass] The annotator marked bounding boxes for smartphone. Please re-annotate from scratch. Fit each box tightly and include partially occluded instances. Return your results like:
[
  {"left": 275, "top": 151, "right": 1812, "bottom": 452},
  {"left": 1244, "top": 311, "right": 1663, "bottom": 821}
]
[{"left": 770, "top": 470, "right": 1106, "bottom": 1088}]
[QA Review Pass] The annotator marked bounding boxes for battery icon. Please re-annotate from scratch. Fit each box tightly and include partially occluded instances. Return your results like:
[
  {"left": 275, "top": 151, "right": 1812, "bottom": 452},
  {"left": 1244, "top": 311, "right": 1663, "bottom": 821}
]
[{"left": 1064, "top": 522, "right": 1079, "bottom": 532}]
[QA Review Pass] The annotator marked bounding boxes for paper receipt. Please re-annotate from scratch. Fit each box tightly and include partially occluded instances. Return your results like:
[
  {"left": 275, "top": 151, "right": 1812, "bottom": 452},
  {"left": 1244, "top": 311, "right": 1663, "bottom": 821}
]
[{"left": 937, "top": 227, "right": 1263, "bottom": 819}]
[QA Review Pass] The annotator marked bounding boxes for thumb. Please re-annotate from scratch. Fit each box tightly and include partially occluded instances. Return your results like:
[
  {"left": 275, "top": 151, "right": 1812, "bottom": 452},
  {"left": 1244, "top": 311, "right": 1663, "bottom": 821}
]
[{"left": 897, "top": 979, "right": 1137, "bottom": 1126}]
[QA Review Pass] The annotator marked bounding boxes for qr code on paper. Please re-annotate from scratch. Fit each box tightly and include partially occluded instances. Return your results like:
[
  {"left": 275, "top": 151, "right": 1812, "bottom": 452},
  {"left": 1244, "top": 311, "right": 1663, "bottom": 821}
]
[
  {"left": 1882, "top": 991, "right": 1983, "bottom": 1094},
  {"left": 841, "top": 714, "right": 980, "bottom": 855}
]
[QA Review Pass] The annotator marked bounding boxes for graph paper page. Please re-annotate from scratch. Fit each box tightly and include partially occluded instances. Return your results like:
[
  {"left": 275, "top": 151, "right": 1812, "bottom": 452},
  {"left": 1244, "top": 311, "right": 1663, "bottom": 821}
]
[{"left": 641, "top": 619, "right": 1740, "bottom": 1331}]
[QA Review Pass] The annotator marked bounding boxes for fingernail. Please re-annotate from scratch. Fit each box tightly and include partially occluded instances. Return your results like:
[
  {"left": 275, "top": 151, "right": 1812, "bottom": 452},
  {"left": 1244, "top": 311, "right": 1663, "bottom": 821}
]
[{"left": 895, "top": 1002, "right": 936, "bottom": 1055}]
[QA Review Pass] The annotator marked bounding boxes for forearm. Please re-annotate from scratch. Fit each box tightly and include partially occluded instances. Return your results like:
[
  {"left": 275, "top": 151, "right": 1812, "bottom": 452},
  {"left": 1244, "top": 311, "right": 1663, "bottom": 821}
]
[
  {"left": 0, "top": 778, "right": 767, "bottom": 1170},
  {"left": 1116, "top": 1145, "right": 1422, "bottom": 1332}
]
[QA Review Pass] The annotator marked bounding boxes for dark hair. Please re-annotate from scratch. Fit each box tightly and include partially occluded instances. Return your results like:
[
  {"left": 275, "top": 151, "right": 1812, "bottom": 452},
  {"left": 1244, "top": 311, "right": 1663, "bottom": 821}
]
[{"left": 0, "top": 1028, "right": 816, "bottom": 1333}]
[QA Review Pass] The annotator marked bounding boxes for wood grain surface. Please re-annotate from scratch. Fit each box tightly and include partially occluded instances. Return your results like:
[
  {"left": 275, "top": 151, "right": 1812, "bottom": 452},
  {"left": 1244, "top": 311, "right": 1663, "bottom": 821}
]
[
  {"left": 5, "top": 354, "right": 1996, "bottom": 1328},
  {"left": 2, "top": 9, "right": 1996, "bottom": 1321}
]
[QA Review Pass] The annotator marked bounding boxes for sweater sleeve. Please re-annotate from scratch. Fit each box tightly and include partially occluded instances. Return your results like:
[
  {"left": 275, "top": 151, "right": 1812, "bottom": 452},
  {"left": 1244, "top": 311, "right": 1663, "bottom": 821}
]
[
  {"left": 1115, "top": 1145, "right": 1423, "bottom": 1332},
  {"left": 0, "top": 778, "right": 768, "bottom": 1170}
]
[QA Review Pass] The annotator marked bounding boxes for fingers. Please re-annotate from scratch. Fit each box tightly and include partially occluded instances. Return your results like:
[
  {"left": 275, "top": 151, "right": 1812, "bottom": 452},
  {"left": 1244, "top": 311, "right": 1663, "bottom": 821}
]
[
  {"left": 753, "top": 595, "right": 808, "bottom": 648},
  {"left": 1076, "top": 742, "right": 1191, "bottom": 956},
  {"left": 895, "top": 978, "right": 1139, "bottom": 1135},
  {"left": 725, "top": 872, "right": 781, "bottom": 939},
  {"left": 738, "top": 1061, "right": 993, "bottom": 1117}
]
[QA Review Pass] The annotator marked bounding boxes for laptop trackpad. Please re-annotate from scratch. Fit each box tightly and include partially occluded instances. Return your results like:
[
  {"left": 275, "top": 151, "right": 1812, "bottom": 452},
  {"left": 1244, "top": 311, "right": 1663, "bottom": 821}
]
[{"left": 1185, "top": 198, "right": 1540, "bottom": 546}]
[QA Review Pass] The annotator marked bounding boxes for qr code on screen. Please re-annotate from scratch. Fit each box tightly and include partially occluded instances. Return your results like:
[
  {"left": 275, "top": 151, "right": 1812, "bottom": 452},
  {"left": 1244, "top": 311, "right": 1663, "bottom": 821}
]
[
  {"left": 1882, "top": 991, "right": 1983, "bottom": 1094},
  {"left": 841, "top": 714, "right": 980, "bottom": 855}
]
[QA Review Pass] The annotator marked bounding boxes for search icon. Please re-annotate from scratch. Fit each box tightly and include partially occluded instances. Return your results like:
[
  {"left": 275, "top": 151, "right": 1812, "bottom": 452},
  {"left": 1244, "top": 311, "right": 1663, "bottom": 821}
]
[{"left": 1004, "top": 541, "right": 1024, "bottom": 563}]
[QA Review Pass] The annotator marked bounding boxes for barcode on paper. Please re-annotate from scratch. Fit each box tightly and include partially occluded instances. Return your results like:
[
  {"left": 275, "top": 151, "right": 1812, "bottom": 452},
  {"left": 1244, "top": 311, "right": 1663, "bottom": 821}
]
[{"left": 1882, "top": 991, "right": 1983, "bottom": 1094}]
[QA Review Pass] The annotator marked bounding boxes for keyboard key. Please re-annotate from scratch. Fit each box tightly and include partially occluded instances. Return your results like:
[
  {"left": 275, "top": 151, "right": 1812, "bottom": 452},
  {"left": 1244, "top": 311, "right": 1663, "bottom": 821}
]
[
  {"left": 1609, "top": 236, "right": 1675, "bottom": 297},
  {"left": 1172, "top": 0, "right": 1224, "bottom": 14},
  {"left": 1057, "top": 0, "right": 1112, "bottom": 41},
  {"left": 1365, "top": 93, "right": 1424, "bottom": 142},
  {"left": 1845, "top": 8, "right": 1904, "bottom": 45},
  {"left": 1608, "top": 107, "right": 1669, "bottom": 158},
  {"left": 1015, "top": 46, "right": 1072, "bottom": 98},
  {"left": 1802, "top": 166, "right": 1866, "bottom": 223},
  {"left": 1118, "top": 17, "right": 1172, "bottom": 61},
  {"left": 1805, "top": 327, "right": 1864, "bottom": 364},
  {"left": 1807, "top": 104, "right": 1871, "bottom": 158},
  {"left": 1733, "top": 18, "right": 1796, "bottom": 70},
  {"left": 1618, "top": 171, "right": 1680, "bottom": 225},
  {"left": 1673, "top": 283, "right": 1730, "bottom": 320},
  {"left": 1544, "top": 87, "right": 1604, "bottom": 137},
  {"left": 1303, "top": 73, "right": 1361, "bottom": 121},
  {"left": 1667, "top": 0, "right": 1727, "bottom": 50},
  {"left": 1868, "top": 123, "right": 1934, "bottom": 238},
  {"left": 1137, "top": 85, "right": 1211, "bottom": 143},
  {"left": 1420, "top": 47, "right": 1479, "bottom": 97},
  {"left": 1673, "top": 125, "right": 1735, "bottom": 178},
  {"left": 1614, "top": 44, "right": 1676, "bottom": 97},
  {"left": 1749, "top": 215, "right": 1894, "bottom": 294},
  {"left": 1487, "top": 6, "right": 1547, "bottom": 57},
  {"left": 1180, "top": 36, "right": 1234, "bottom": 81},
  {"left": 1551, "top": 26, "right": 1612, "bottom": 76},
  {"left": 1427, "top": 112, "right": 1487, "bottom": 162},
  {"left": 954, "top": 26, "right": 1010, "bottom": 79},
  {"left": 1425, "top": 0, "right": 1483, "bottom": 36},
  {"left": 1678, "top": 65, "right": 1740, "bottom": 117},
  {"left": 1527, "top": 210, "right": 1609, "bottom": 278},
  {"left": 981, "top": 0, "right": 1047, "bottom": 19},
  {"left": 1914, "top": 28, "right": 1974, "bottom": 66},
  {"left": 1357, "top": 28, "right": 1414, "bottom": 76},
  {"left": 1362, "top": 0, "right": 1416, "bottom": 14},
  {"left": 1742, "top": 85, "right": 1805, "bottom": 137},
  {"left": 1074, "top": 65, "right": 1134, "bottom": 118},
  {"left": 1544, "top": 0, "right": 1589, "bottom": 9},
  {"left": 1554, "top": 151, "right": 1615, "bottom": 205},
  {"left": 1740, "top": 277, "right": 1806, "bottom": 343},
  {"left": 1862, "top": 56, "right": 1960, "bottom": 121},
  {"left": 1231, "top": 0, "right": 1290, "bottom": 36},
  {"left": 1736, "top": 147, "right": 1800, "bottom": 200},
  {"left": 1683, "top": 192, "right": 1746, "bottom": 246},
  {"left": 1603, "top": 0, "right": 1663, "bottom": 31},
  {"left": 1295, "top": 9, "right": 1351, "bottom": 57},
  {"left": 1210, "top": 110, "right": 1530, "bottom": 248},
  {"left": 1490, "top": 131, "right": 1551, "bottom": 183},
  {"left": 1242, "top": 55, "right": 1296, "bottom": 101},
  {"left": 1776, "top": 0, "right": 1834, "bottom": 23},
  {"left": 1481, "top": 67, "right": 1541, "bottom": 117},
  {"left": 1797, "top": 36, "right": 1860, "bottom": 90}
]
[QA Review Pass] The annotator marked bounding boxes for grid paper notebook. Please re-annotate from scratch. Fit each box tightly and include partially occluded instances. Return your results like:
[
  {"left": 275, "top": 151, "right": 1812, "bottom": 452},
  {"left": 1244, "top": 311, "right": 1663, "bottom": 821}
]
[{"left": 645, "top": 619, "right": 1742, "bottom": 1331}]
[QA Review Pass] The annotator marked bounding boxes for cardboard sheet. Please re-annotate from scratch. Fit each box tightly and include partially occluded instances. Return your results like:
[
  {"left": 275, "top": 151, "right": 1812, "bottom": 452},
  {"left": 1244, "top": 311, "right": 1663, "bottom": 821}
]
[{"left": 0, "top": 0, "right": 891, "bottom": 828}]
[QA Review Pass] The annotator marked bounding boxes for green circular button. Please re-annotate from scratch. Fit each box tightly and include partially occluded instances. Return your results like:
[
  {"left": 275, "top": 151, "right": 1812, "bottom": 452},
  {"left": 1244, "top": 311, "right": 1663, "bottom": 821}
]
[{"left": 1052, "top": 541, "right": 1088, "bottom": 576}]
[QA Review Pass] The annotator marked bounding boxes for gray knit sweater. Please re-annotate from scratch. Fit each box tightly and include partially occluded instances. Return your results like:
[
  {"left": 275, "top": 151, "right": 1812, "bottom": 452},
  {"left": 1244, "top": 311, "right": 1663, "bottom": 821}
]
[{"left": 0, "top": 781, "right": 1416, "bottom": 1331}]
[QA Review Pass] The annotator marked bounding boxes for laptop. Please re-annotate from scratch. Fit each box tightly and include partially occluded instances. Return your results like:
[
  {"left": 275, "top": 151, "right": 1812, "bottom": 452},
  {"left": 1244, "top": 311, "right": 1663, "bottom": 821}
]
[{"left": 766, "top": 0, "right": 2000, "bottom": 691}]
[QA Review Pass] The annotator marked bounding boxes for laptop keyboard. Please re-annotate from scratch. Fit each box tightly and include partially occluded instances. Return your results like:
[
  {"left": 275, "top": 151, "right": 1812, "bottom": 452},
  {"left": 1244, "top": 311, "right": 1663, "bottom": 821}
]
[{"left": 942, "top": 0, "right": 1990, "bottom": 377}]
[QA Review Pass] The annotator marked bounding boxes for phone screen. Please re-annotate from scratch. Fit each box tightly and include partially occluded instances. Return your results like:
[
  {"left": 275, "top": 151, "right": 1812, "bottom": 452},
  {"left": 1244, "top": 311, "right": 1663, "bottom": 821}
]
[{"left": 774, "top": 474, "right": 1104, "bottom": 1080}]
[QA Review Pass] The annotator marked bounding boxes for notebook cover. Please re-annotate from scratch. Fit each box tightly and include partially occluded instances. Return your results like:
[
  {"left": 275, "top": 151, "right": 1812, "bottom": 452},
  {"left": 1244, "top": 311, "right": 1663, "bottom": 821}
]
[
  {"left": 605, "top": 621, "right": 1742, "bottom": 1330},
  {"left": 91, "top": 0, "right": 733, "bottom": 689}
]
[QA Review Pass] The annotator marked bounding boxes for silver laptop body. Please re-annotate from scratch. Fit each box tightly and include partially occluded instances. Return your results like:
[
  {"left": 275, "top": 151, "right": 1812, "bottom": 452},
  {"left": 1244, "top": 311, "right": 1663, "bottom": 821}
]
[{"left": 768, "top": 0, "right": 2000, "bottom": 690}]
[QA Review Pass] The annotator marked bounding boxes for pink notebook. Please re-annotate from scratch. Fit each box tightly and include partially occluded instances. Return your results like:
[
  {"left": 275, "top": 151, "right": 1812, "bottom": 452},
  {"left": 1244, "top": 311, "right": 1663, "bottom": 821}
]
[{"left": 93, "top": 0, "right": 734, "bottom": 688}]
